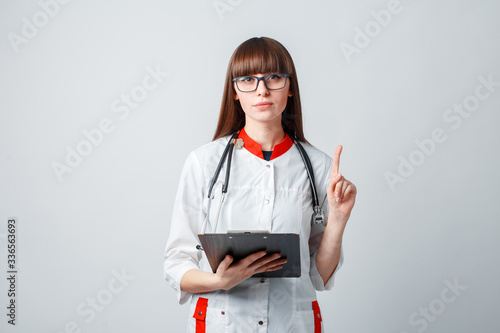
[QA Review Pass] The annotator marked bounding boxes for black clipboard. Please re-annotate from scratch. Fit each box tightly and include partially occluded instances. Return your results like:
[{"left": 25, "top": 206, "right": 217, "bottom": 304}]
[{"left": 197, "top": 232, "right": 300, "bottom": 278}]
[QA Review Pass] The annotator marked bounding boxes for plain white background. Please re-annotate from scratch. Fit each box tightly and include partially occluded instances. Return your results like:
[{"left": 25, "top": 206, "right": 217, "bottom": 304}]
[{"left": 1, "top": 0, "right": 499, "bottom": 332}]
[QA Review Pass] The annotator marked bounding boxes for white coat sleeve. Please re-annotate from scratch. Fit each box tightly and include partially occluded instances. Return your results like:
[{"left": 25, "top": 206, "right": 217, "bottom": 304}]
[
  {"left": 308, "top": 160, "right": 344, "bottom": 291},
  {"left": 163, "top": 151, "right": 206, "bottom": 304}
]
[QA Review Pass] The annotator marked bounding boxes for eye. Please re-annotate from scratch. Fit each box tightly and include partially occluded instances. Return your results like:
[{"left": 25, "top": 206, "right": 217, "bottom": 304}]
[
  {"left": 237, "top": 76, "right": 255, "bottom": 83},
  {"left": 267, "top": 74, "right": 283, "bottom": 80}
]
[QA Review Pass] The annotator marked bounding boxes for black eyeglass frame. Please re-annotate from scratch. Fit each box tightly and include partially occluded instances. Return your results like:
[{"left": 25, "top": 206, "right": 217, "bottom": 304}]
[{"left": 232, "top": 73, "right": 291, "bottom": 92}]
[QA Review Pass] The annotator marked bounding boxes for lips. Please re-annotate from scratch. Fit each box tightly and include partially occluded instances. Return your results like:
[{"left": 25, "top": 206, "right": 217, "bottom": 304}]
[{"left": 254, "top": 102, "right": 273, "bottom": 109}]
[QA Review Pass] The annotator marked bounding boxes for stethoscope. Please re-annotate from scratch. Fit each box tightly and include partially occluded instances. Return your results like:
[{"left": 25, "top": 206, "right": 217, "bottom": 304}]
[{"left": 199, "top": 131, "right": 326, "bottom": 239}]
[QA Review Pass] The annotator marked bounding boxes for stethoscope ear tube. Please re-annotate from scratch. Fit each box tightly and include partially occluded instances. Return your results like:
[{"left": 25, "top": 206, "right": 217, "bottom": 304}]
[
  {"left": 207, "top": 132, "right": 239, "bottom": 198},
  {"left": 291, "top": 135, "right": 326, "bottom": 226},
  {"left": 222, "top": 136, "right": 236, "bottom": 194},
  {"left": 291, "top": 136, "right": 319, "bottom": 208},
  {"left": 202, "top": 132, "right": 239, "bottom": 237}
]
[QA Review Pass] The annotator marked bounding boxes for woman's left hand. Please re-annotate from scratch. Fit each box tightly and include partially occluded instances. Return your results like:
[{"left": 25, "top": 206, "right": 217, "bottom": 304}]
[{"left": 327, "top": 145, "right": 357, "bottom": 224}]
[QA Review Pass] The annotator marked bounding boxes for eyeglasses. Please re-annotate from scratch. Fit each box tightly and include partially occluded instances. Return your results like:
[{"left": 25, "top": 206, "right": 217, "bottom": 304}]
[{"left": 232, "top": 73, "right": 291, "bottom": 92}]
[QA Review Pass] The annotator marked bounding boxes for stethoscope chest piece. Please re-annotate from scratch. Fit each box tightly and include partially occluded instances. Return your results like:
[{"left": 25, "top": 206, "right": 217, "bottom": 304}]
[
  {"left": 311, "top": 206, "right": 326, "bottom": 226},
  {"left": 235, "top": 138, "right": 244, "bottom": 149}
]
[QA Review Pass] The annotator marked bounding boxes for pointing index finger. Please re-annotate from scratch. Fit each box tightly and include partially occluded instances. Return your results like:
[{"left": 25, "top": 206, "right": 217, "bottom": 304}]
[{"left": 332, "top": 145, "right": 343, "bottom": 176}]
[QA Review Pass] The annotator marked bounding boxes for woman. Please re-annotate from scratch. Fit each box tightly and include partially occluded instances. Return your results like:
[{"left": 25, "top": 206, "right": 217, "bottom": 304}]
[{"left": 164, "top": 37, "right": 357, "bottom": 332}]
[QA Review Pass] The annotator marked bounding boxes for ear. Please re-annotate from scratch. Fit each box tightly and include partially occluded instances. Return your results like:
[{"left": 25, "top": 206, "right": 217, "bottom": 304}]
[{"left": 288, "top": 90, "right": 293, "bottom": 97}]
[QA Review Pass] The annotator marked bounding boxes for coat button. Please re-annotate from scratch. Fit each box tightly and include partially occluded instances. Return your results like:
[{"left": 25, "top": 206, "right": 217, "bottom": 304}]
[
  {"left": 258, "top": 320, "right": 264, "bottom": 325},
  {"left": 260, "top": 278, "right": 265, "bottom": 283},
  {"left": 266, "top": 164, "right": 270, "bottom": 168},
  {"left": 264, "top": 199, "right": 270, "bottom": 204}
]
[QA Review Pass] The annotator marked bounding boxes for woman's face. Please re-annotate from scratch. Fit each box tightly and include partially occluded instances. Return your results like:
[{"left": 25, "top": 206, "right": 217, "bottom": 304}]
[{"left": 234, "top": 73, "right": 292, "bottom": 127}]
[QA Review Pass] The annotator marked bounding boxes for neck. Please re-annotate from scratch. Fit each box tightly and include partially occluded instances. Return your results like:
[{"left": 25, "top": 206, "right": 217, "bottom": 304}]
[{"left": 243, "top": 119, "right": 285, "bottom": 151}]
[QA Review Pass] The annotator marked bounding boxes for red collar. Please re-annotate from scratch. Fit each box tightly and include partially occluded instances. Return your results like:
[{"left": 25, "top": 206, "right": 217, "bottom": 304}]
[{"left": 237, "top": 128, "right": 294, "bottom": 160}]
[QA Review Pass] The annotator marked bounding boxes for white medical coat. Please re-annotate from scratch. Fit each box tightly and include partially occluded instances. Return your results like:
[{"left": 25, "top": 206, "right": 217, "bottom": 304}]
[{"left": 164, "top": 134, "right": 343, "bottom": 332}]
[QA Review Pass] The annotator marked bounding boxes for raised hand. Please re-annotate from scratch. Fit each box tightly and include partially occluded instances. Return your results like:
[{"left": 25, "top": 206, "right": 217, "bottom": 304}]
[{"left": 327, "top": 145, "right": 357, "bottom": 224}]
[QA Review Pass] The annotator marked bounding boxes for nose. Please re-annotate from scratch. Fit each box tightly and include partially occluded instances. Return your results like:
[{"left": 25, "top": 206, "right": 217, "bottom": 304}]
[{"left": 256, "top": 78, "right": 270, "bottom": 96}]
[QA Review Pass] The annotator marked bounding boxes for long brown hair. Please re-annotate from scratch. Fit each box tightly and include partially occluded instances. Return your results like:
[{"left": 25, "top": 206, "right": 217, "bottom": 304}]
[{"left": 212, "top": 37, "right": 308, "bottom": 143}]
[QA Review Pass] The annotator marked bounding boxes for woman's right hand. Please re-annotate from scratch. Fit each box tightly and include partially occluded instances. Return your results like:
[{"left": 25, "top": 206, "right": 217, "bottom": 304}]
[{"left": 215, "top": 251, "right": 286, "bottom": 290}]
